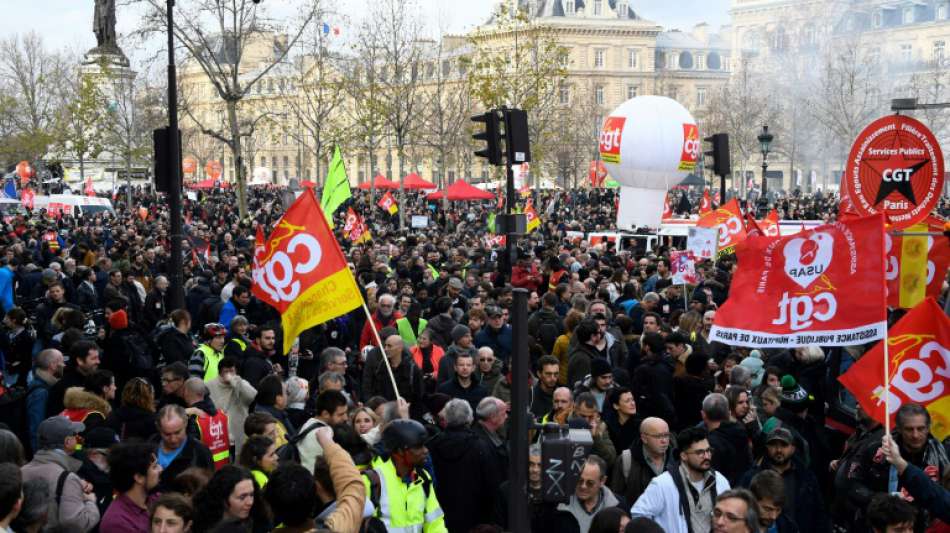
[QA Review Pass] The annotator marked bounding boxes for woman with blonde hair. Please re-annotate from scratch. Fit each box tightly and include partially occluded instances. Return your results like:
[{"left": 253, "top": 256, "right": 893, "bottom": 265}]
[
  {"left": 677, "top": 310, "right": 703, "bottom": 342},
  {"left": 351, "top": 406, "right": 381, "bottom": 445},
  {"left": 106, "top": 376, "right": 158, "bottom": 441}
]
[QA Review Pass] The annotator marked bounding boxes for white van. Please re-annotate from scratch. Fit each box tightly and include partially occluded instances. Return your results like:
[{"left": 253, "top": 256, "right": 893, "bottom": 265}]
[{"left": 31, "top": 195, "right": 115, "bottom": 217}]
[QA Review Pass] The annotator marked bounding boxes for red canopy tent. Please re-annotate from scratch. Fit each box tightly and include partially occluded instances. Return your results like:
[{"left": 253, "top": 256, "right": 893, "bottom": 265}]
[
  {"left": 426, "top": 180, "right": 496, "bottom": 201},
  {"left": 358, "top": 174, "right": 399, "bottom": 190},
  {"left": 402, "top": 172, "right": 437, "bottom": 190}
]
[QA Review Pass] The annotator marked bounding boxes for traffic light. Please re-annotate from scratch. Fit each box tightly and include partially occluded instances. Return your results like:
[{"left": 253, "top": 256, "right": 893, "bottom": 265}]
[
  {"left": 472, "top": 110, "right": 504, "bottom": 166},
  {"left": 704, "top": 133, "right": 731, "bottom": 177},
  {"left": 153, "top": 127, "right": 181, "bottom": 193},
  {"left": 503, "top": 108, "right": 531, "bottom": 164}
]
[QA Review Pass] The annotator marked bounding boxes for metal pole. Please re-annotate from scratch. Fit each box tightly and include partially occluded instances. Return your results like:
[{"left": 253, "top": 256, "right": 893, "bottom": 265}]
[
  {"left": 166, "top": 0, "right": 184, "bottom": 311},
  {"left": 508, "top": 288, "right": 530, "bottom": 533}
]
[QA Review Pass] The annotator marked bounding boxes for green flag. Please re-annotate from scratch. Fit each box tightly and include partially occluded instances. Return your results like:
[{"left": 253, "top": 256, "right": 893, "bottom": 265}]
[
  {"left": 320, "top": 145, "right": 351, "bottom": 227},
  {"left": 487, "top": 212, "right": 496, "bottom": 234}
]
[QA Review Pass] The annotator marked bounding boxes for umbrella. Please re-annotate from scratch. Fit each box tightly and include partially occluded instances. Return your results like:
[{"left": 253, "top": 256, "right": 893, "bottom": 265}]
[
  {"left": 402, "top": 172, "right": 437, "bottom": 190},
  {"left": 427, "top": 180, "right": 496, "bottom": 201},
  {"left": 357, "top": 174, "right": 399, "bottom": 190},
  {"left": 678, "top": 174, "right": 706, "bottom": 187}
]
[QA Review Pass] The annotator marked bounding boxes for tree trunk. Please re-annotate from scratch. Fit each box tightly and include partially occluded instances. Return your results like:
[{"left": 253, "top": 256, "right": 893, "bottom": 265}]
[
  {"left": 126, "top": 153, "right": 133, "bottom": 207},
  {"left": 227, "top": 101, "right": 248, "bottom": 218},
  {"left": 397, "top": 147, "right": 405, "bottom": 230},
  {"left": 79, "top": 156, "right": 86, "bottom": 181},
  {"left": 440, "top": 149, "right": 448, "bottom": 213}
]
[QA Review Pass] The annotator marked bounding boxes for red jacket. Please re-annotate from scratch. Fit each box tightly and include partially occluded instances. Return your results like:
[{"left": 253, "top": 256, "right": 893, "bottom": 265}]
[
  {"left": 411, "top": 344, "right": 445, "bottom": 377},
  {"left": 359, "top": 310, "right": 402, "bottom": 349},
  {"left": 512, "top": 264, "right": 543, "bottom": 292}
]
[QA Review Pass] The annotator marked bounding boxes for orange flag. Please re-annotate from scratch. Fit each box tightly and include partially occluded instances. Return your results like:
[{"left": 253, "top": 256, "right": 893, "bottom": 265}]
[
  {"left": 697, "top": 198, "right": 748, "bottom": 255},
  {"left": 252, "top": 189, "right": 363, "bottom": 353}
]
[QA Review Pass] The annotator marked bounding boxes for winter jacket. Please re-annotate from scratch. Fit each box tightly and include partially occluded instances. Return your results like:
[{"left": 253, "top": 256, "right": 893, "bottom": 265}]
[
  {"left": 551, "top": 332, "right": 572, "bottom": 385},
  {"left": 157, "top": 328, "right": 196, "bottom": 366},
  {"left": 610, "top": 439, "right": 675, "bottom": 509},
  {"left": 26, "top": 375, "right": 54, "bottom": 452},
  {"left": 75, "top": 281, "right": 98, "bottom": 313},
  {"left": 475, "top": 325, "right": 513, "bottom": 363},
  {"left": 476, "top": 365, "right": 503, "bottom": 394},
  {"left": 0, "top": 326, "right": 34, "bottom": 387},
  {"left": 604, "top": 412, "right": 643, "bottom": 456},
  {"left": 46, "top": 366, "right": 89, "bottom": 419},
  {"left": 567, "top": 342, "right": 601, "bottom": 388},
  {"left": 358, "top": 310, "right": 401, "bottom": 350},
  {"left": 240, "top": 345, "right": 275, "bottom": 389},
  {"left": 739, "top": 455, "right": 830, "bottom": 533},
  {"left": 206, "top": 374, "right": 257, "bottom": 455},
  {"left": 437, "top": 377, "right": 488, "bottom": 411},
  {"left": 631, "top": 355, "right": 677, "bottom": 428},
  {"left": 527, "top": 308, "right": 563, "bottom": 352},
  {"left": 529, "top": 383, "right": 554, "bottom": 421},
  {"left": 900, "top": 463, "right": 950, "bottom": 524},
  {"left": 61, "top": 387, "right": 111, "bottom": 434},
  {"left": 21, "top": 450, "right": 101, "bottom": 532},
  {"left": 631, "top": 464, "right": 731, "bottom": 533},
  {"left": 154, "top": 436, "right": 215, "bottom": 492},
  {"left": 429, "top": 426, "right": 498, "bottom": 533},
  {"left": 672, "top": 374, "right": 713, "bottom": 431},
  {"left": 558, "top": 486, "right": 621, "bottom": 533},
  {"left": 363, "top": 356, "right": 425, "bottom": 419},
  {"left": 105, "top": 404, "right": 157, "bottom": 442},
  {"left": 254, "top": 403, "right": 297, "bottom": 446},
  {"left": 707, "top": 420, "right": 752, "bottom": 487},
  {"left": 317, "top": 438, "right": 368, "bottom": 533}
]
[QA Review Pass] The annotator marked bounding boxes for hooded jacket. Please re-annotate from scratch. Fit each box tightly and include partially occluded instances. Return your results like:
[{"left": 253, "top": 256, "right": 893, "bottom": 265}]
[
  {"left": 61, "top": 387, "right": 111, "bottom": 432},
  {"left": 567, "top": 341, "right": 601, "bottom": 388},
  {"left": 707, "top": 420, "right": 752, "bottom": 486},
  {"left": 739, "top": 455, "right": 830, "bottom": 533},
  {"left": 428, "top": 426, "right": 498, "bottom": 533}
]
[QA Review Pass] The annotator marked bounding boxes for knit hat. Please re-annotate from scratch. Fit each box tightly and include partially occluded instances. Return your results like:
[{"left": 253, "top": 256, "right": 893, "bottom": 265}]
[
  {"left": 780, "top": 375, "right": 810, "bottom": 410},
  {"left": 591, "top": 358, "right": 613, "bottom": 379},
  {"left": 108, "top": 309, "right": 129, "bottom": 330},
  {"left": 451, "top": 325, "right": 471, "bottom": 343},
  {"left": 739, "top": 357, "right": 764, "bottom": 388}
]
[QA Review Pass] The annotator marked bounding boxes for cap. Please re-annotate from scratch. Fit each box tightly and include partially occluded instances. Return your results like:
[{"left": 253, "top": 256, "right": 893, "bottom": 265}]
[
  {"left": 41, "top": 268, "right": 56, "bottom": 284},
  {"left": 83, "top": 426, "right": 119, "bottom": 450},
  {"left": 38, "top": 416, "right": 85, "bottom": 450},
  {"left": 765, "top": 427, "right": 794, "bottom": 445},
  {"left": 451, "top": 324, "right": 471, "bottom": 343},
  {"left": 486, "top": 306, "right": 503, "bottom": 318},
  {"left": 448, "top": 277, "right": 463, "bottom": 290},
  {"left": 591, "top": 358, "right": 613, "bottom": 378}
]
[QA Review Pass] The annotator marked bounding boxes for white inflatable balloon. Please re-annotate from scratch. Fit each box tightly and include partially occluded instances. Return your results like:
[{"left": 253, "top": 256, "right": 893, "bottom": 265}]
[{"left": 598, "top": 95, "right": 700, "bottom": 190}]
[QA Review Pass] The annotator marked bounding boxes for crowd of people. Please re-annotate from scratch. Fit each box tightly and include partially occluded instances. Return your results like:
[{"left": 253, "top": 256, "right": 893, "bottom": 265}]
[{"left": 0, "top": 183, "right": 942, "bottom": 533}]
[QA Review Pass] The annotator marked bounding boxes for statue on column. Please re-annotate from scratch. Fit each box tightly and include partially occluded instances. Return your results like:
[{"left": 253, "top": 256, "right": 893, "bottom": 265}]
[{"left": 93, "top": 0, "right": 117, "bottom": 50}]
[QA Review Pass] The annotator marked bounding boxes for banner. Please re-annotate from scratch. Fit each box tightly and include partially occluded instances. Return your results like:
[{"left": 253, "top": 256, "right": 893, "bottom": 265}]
[
  {"left": 670, "top": 251, "right": 699, "bottom": 285},
  {"left": 838, "top": 298, "right": 950, "bottom": 440},
  {"left": 687, "top": 226, "right": 719, "bottom": 260},
  {"left": 710, "top": 214, "right": 887, "bottom": 348},
  {"left": 343, "top": 207, "right": 372, "bottom": 244},
  {"left": 699, "top": 189, "right": 712, "bottom": 215},
  {"left": 378, "top": 192, "right": 398, "bottom": 215},
  {"left": 252, "top": 189, "right": 364, "bottom": 353},
  {"left": 886, "top": 217, "right": 950, "bottom": 308},
  {"left": 696, "top": 198, "right": 747, "bottom": 256}
]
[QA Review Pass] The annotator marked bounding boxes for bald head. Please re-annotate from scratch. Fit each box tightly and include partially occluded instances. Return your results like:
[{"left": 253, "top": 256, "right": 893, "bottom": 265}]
[
  {"left": 553, "top": 387, "right": 573, "bottom": 414},
  {"left": 383, "top": 334, "right": 404, "bottom": 360},
  {"left": 640, "top": 416, "right": 671, "bottom": 458}
]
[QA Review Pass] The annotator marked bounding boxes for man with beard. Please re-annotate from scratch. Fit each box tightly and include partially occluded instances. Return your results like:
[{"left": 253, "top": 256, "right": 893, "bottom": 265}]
[
  {"left": 739, "top": 427, "right": 829, "bottom": 533},
  {"left": 359, "top": 294, "right": 401, "bottom": 350},
  {"left": 748, "top": 470, "right": 797, "bottom": 533},
  {"left": 632, "top": 426, "right": 731, "bottom": 533}
]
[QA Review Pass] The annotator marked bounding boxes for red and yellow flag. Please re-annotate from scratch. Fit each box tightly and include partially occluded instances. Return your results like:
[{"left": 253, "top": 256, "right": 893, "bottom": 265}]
[
  {"left": 697, "top": 198, "right": 748, "bottom": 255},
  {"left": 252, "top": 189, "right": 363, "bottom": 353},
  {"left": 343, "top": 207, "right": 372, "bottom": 244},
  {"left": 525, "top": 200, "right": 540, "bottom": 233},
  {"left": 377, "top": 192, "right": 398, "bottom": 215}
]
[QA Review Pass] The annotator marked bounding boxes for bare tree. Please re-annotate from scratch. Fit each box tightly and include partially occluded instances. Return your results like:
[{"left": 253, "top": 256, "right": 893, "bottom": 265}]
[
  {"left": 53, "top": 70, "right": 109, "bottom": 182},
  {"left": 137, "top": 0, "right": 318, "bottom": 216}
]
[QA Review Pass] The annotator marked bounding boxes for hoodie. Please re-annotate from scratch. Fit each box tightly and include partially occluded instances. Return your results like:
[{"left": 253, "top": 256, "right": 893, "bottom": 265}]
[{"left": 557, "top": 486, "right": 621, "bottom": 533}]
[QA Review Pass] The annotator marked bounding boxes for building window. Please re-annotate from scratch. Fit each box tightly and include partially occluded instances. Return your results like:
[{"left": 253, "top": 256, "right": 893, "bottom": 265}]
[
  {"left": 934, "top": 41, "right": 945, "bottom": 64},
  {"left": 707, "top": 52, "right": 721, "bottom": 70},
  {"left": 593, "top": 0, "right": 602, "bottom": 15},
  {"left": 678, "top": 52, "right": 693, "bottom": 69},
  {"left": 272, "top": 156, "right": 278, "bottom": 168},
  {"left": 697, "top": 87, "right": 707, "bottom": 106},
  {"left": 696, "top": 54, "right": 705, "bottom": 69},
  {"left": 903, "top": 6, "right": 913, "bottom": 24},
  {"left": 901, "top": 44, "right": 913, "bottom": 63},
  {"left": 565, "top": 0, "right": 574, "bottom": 15},
  {"left": 261, "top": 157, "right": 267, "bottom": 167},
  {"left": 559, "top": 85, "right": 570, "bottom": 105},
  {"left": 627, "top": 85, "right": 638, "bottom": 100},
  {"left": 594, "top": 48, "right": 606, "bottom": 68},
  {"left": 595, "top": 85, "right": 605, "bottom": 105},
  {"left": 873, "top": 12, "right": 882, "bottom": 28},
  {"left": 560, "top": 48, "right": 571, "bottom": 68},
  {"left": 627, "top": 48, "right": 638, "bottom": 68}
]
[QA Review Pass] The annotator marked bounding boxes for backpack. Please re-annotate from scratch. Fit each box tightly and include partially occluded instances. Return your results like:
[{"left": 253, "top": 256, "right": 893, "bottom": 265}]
[
  {"left": 120, "top": 330, "right": 153, "bottom": 371},
  {"left": 275, "top": 420, "right": 324, "bottom": 463},
  {"left": 150, "top": 321, "right": 176, "bottom": 366},
  {"left": 536, "top": 317, "right": 561, "bottom": 354}
]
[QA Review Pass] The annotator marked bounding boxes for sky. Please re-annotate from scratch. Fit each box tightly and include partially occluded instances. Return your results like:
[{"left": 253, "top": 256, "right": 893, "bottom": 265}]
[{"left": 0, "top": 0, "right": 731, "bottom": 61}]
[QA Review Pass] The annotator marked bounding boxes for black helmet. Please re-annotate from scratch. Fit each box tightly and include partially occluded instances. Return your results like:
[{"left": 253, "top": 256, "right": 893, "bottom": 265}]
[{"left": 380, "top": 419, "right": 428, "bottom": 453}]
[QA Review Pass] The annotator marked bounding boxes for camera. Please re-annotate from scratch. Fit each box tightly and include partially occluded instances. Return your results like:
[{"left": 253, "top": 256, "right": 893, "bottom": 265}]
[{"left": 538, "top": 423, "right": 592, "bottom": 504}]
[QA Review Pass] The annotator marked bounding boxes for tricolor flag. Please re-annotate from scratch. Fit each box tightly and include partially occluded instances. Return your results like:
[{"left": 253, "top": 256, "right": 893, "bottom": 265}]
[
  {"left": 252, "top": 189, "right": 364, "bottom": 354},
  {"left": 378, "top": 192, "right": 398, "bottom": 215}
]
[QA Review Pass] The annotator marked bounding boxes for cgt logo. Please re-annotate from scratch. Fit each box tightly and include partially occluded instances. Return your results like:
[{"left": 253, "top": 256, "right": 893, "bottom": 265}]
[
  {"left": 599, "top": 116, "right": 626, "bottom": 164},
  {"left": 713, "top": 212, "right": 742, "bottom": 248},
  {"left": 254, "top": 221, "right": 324, "bottom": 303},
  {"left": 679, "top": 124, "right": 700, "bottom": 171},
  {"left": 883, "top": 168, "right": 914, "bottom": 182},
  {"left": 774, "top": 233, "right": 837, "bottom": 331}
]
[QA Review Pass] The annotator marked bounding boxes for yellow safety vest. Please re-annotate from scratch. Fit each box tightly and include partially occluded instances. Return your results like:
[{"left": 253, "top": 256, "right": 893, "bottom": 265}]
[
  {"left": 396, "top": 317, "right": 427, "bottom": 348},
  {"left": 363, "top": 456, "right": 447, "bottom": 533},
  {"left": 426, "top": 264, "right": 440, "bottom": 281},
  {"left": 198, "top": 344, "right": 224, "bottom": 381}
]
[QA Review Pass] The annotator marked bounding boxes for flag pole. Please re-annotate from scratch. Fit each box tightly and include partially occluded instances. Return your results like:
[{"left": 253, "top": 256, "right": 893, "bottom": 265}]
[
  {"left": 883, "top": 316, "right": 891, "bottom": 437},
  {"left": 361, "top": 301, "right": 402, "bottom": 402}
]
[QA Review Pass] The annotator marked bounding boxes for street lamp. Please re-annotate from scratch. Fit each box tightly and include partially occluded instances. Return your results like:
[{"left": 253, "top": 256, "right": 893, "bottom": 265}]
[{"left": 757, "top": 124, "right": 774, "bottom": 215}]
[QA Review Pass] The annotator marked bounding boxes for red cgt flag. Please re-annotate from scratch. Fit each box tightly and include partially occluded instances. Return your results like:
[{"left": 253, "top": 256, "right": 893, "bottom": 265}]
[
  {"left": 710, "top": 214, "right": 887, "bottom": 348},
  {"left": 662, "top": 193, "right": 672, "bottom": 220},
  {"left": 700, "top": 189, "right": 712, "bottom": 215},
  {"left": 838, "top": 298, "right": 950, "bottom": 440},
  {"left": 252, "top": 189, "right": 364, "bottom": 353},
  {"left": 697, "top": 198, "right": 748, "bottom": 255},
  {"left": 885, "top": 216, "right": 950, "bottom": 309},
  {"left": 343, "top": 207, "right": 372, "bottom": 244},
  {"left": 759, "top": 209, "right": 780, "bottom": 237},
  {"left": 744, "top": 210, "right": 765, "bottom": 237}
]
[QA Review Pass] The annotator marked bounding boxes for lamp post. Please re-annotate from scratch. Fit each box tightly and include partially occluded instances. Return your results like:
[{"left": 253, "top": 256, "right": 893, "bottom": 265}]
[{"left": 757, "top": 124, "right": 773, "bottom": 216}]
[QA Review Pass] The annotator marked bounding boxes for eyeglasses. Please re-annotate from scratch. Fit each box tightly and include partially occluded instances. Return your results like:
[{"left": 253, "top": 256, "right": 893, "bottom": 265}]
[
  {"left": 686, "top": 448, "right": 713, "bottom": 457},
  {"left": 713, "top": 508, "right": 746, "bottom": 523},
  {"left": 577, "top": 478, "right": 601, "bottom": 488},
  {"left": 643, "top": 432, "right": 672, "bottom": 440}
]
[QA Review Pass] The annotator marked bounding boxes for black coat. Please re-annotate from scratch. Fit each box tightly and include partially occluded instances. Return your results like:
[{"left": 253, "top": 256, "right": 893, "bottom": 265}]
[
  {"left": 631, "top": 355, "right": 677, "bottom": 426},
  {"left": 158, "top": 328, "right": 196, "bottom": 366},
  {"left": 428, "top": 426, "right": 498, "bottom": 533},
  {"left": 240, "top": 347, "right": 275, "bottom": 390},
  {"left": 739, "top": 456, "right": 829, "bottom": 533},
  {"left": 672, "top": 374, "right": 713, "bottom": 431},
  {"left": 363, "top": 356, "right": 425, "bottom": 419},
  {"left": 0, "top": 327, "right": 34, "bottom": 387},
  {"left": 105, "top": 405, "right": 157, "bottom": 441},
  {"left": 46, "top": 366, "right": 87, "bottom": 418},
  {"left": 142, "top": 289, "right": 167, "bottom": 332},
  {"left": 436, "top": 378, "right": 488, "bottom": 412},
  {"left": 708, "top": 421, "right": 752, "bottom": 486}
]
